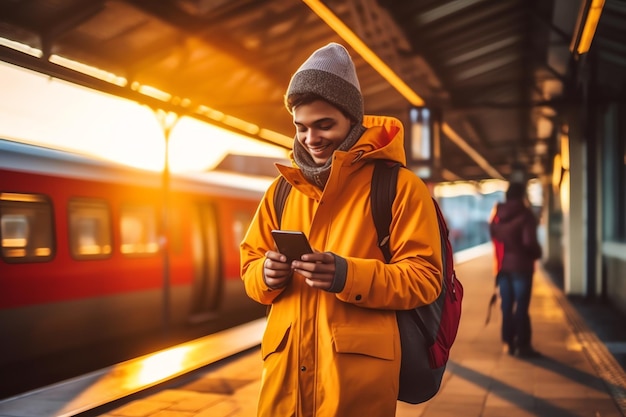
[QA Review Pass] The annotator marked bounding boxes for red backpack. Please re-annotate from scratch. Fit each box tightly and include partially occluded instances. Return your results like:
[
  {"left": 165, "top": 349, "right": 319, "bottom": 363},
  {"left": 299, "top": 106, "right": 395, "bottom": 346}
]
[{"left": 273, "top": 160, "right": 463, "bottom": 404}]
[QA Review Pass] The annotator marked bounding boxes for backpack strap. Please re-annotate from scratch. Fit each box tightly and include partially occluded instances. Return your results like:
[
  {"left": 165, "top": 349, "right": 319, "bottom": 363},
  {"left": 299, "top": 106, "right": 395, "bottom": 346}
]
[
  {"left": 371, "top": 160, "right": 400, "bottom": 263},
  {"left": 373, "top": 162, "right": 445, "bottom": 349},
  {"left": 273, "top": 176, "right": 292, "bottom": 228}
]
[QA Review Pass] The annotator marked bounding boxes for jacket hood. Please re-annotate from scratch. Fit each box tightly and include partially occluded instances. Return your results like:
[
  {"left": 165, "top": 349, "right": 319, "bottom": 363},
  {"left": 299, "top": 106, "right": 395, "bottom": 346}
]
[{"left": 354, "top": 115, "right": 407, "bottom": 165}]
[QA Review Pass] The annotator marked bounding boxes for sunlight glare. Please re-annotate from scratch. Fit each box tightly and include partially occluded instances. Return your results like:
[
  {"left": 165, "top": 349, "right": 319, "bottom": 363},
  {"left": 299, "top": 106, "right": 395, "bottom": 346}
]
[
  {"left": 131, "top": 346, "right": 192, "bottom": 386},
  {"left": 0, "top": 61, "right": 165, "bottom": 170},
  {"left": 0, "top": 61, "right": 289, "bottom": 174},
  {"left": 169, "top": 116, "right": 289, "bottom": 172}
]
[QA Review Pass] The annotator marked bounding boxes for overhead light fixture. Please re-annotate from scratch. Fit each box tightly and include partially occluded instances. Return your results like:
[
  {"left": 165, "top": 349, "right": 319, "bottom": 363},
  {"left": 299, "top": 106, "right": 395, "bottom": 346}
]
[
  {"left": 0, "top": 36, "right": 43, "bottom": 58},
  {"left": 50, "top": 54, "right": 127, "bottom": 87},
  {"left": 131, "top": 82, "right": 172, "bottom": 102},
  {"left": 552, "top": 154, "right": 563, "bottom": 192},
  {"left": 560, "top": 132, "right": 570, "bottom": 171},
  {"left": 570, "top": 0, "right": 605, "bottom": 55}
]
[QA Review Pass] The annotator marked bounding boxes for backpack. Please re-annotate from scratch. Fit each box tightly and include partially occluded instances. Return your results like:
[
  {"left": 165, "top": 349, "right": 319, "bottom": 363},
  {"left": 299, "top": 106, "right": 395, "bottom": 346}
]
[{"left": 272, "top": 159, "right": 463, "bottom": 404}]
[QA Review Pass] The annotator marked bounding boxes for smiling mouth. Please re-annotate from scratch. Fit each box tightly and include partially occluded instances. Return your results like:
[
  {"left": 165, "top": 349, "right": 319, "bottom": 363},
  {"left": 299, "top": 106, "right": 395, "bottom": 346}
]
[{"left": 308, "top": 144, "right": 331, "bottom": 153}]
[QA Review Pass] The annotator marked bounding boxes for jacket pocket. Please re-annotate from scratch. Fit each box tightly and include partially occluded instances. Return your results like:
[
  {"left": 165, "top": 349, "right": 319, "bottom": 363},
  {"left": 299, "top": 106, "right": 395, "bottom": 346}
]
[
  {"left": 332, "top": 326, "right": 395, "bottom": 360},
  {"left": 261, "top": 322, "right": 291, "bottom": 361}
]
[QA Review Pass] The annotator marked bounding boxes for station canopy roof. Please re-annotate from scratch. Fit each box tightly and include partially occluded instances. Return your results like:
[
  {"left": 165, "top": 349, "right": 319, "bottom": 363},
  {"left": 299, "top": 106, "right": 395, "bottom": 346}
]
[{"left": 1, "top": 0, "right": 625, "bottom": 182}]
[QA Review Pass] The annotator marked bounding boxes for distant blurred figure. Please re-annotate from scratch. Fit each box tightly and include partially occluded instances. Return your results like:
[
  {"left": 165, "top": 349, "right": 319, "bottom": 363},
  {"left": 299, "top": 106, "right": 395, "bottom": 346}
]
[{"left": 490, "top": 182, "right": 542, "bottom": 358}]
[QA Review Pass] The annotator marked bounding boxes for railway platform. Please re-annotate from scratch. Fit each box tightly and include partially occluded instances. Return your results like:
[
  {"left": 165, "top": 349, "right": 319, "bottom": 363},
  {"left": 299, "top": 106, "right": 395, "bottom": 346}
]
[{"left": 2, "top": 245, "right": 625, "bottom": 417}]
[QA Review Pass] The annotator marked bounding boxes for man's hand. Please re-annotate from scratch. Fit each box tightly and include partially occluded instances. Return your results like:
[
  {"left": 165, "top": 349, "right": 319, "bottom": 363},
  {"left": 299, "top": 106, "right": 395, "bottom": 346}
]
[
  {"left": 263, "top": 250, "right": 293, "bottom": 289},
  {"left": 292, "top": 252, "right": 336, "bottom": 290}
]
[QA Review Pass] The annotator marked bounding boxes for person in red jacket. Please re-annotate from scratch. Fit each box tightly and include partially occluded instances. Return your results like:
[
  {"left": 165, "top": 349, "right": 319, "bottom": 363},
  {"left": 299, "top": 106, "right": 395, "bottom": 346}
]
[{"left": 490, "top": 182, "right": 542, "bottom": 358}]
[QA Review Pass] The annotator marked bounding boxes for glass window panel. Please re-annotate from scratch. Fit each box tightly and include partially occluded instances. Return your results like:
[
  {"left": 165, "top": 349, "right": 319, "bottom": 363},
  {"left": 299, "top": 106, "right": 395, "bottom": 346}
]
[
  {"left": 120, "top": 205, "right": 159, "bottom": 255},
  {"left": 0, "top": 192, "right": 54, "bottom": 262},
  {"left": 69, "top": 199, "right": 112, "bottom": 259}
]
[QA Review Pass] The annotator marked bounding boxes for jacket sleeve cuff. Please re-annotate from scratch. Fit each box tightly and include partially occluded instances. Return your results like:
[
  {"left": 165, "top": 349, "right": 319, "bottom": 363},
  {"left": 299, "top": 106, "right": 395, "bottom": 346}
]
[{"left": 326, "top": 253, "right": 347, "bottom": 293}]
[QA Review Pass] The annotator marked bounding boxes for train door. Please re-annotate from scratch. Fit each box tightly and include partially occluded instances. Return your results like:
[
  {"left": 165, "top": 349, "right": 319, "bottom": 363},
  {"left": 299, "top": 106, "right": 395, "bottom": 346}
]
[{"left": 188, "top": 201, "right": 223, "bottom": 322}]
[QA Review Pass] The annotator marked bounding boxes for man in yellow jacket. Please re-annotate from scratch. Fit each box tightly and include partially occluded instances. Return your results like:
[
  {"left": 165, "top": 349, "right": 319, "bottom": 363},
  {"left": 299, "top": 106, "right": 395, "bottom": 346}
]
[{"left": 240, "top": 42, "right": 443, "bottom": 417}]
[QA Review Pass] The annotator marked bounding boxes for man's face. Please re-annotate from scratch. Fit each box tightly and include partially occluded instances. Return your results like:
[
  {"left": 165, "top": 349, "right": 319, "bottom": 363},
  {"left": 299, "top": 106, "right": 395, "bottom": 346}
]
[{"left": 292, "top": 100, "right": 353, "bottom": 166}]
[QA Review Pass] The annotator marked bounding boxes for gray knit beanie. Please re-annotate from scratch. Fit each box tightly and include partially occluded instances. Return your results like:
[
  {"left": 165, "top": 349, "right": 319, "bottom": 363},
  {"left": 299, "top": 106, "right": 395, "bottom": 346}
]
[{"left": 285, "top": 42, "right": 364, "bottom": 123}]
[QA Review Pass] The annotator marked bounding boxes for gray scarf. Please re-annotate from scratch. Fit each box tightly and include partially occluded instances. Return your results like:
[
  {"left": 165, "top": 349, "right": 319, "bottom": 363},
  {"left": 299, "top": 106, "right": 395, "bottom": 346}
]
[{"left": 293, "top": 124, "right": 367, "bottom": 188}]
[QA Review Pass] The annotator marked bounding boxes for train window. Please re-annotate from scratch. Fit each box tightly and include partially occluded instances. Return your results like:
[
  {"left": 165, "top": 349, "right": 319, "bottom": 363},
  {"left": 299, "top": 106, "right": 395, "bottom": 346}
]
[
  {"left": 0, "top": 192, "right": 55, "bottom": 262},
  {"left": 68, "top": 199, "right": 112, "bottom": 259},
  {"left": 120, "top": 205, "right": 159, "bottom": 255}
]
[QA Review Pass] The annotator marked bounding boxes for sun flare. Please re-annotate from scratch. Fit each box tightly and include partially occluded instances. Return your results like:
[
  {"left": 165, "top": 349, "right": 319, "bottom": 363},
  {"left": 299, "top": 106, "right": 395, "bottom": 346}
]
[{"left": 0, "top": 61, "right": 289, "bottom": 174}]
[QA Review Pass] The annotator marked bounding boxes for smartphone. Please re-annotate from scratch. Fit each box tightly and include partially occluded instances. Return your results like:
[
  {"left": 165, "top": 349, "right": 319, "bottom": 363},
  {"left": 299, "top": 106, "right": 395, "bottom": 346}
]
[{"left": 271, "top": 230, "right": 314, "bottom": 263}]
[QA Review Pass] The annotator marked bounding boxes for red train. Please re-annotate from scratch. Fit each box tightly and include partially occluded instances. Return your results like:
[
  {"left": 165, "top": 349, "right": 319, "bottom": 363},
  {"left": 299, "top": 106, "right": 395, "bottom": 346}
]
[{"left": 0, "top": 139, "right": 267, "bottom": 385}]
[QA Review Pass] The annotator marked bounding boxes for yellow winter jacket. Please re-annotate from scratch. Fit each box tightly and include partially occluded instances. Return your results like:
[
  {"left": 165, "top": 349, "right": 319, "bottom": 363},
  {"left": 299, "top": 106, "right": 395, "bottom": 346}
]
[{"left": 240, "top": 115, "right": 442, "bottom": 417}]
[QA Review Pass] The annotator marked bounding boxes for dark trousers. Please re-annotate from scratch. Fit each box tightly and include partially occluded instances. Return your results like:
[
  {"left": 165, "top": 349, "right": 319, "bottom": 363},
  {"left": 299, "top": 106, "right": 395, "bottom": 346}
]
[{"left": 498, "top": 271, "right": 533, "bottom": 348}]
